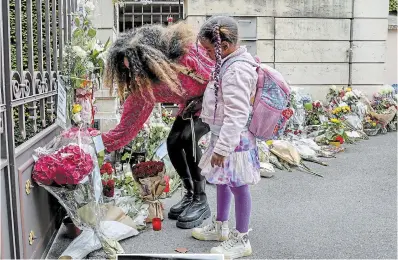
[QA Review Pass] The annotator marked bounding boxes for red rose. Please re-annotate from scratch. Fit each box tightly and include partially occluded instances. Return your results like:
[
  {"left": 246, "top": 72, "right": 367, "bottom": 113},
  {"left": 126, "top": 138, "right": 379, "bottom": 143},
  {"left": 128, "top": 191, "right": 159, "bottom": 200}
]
[
  {"left": 102, "top": 180, "right": 107, "bottom": 187},
  {"left": 53, "top": 168, "right": 68, "bottom": 185},
  {"left": 107, "top": 179, "right": 115, "bottom": 187},
  {"left": 104, "top": 188, "right": 114, "bottom": 197},
  {"left": 101, "top": 162, "right": 113, "bottom": 175},
  {"left": 335, "top": 135, "right": 344, "bottom": 144}
]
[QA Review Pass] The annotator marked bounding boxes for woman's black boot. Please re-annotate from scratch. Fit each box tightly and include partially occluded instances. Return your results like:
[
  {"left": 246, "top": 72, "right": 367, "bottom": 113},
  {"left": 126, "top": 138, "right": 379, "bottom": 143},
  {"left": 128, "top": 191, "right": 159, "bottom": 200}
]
[{"left": 168, "top": 178, "right": 194, "bottom": 220}]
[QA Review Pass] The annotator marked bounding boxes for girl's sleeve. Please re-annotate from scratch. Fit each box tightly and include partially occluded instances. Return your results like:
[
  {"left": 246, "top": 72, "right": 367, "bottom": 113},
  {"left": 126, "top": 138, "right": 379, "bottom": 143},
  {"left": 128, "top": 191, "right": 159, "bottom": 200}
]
[
  {"left": 101, "top": 92, "right": 154, "bottom": 152},
  {"left": 213, "top": 66, "right": 257, "bottom": 157}
]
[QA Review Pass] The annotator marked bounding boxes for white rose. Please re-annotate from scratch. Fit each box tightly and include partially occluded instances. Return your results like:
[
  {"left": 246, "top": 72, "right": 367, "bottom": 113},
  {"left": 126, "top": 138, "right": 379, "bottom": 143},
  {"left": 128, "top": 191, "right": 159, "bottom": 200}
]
[
  {"left": 72, "top": 113, "right": 82, "bottom": 123},
  {"left": 86, "top": 61, "right": 94, "bottom": 70},
  {"left": 342, "top": 96, "right": 348, "bottom": 101},
  {"left": 84, "top": 1, "right": 95, "bottom": 12},
  {"left": 331, "top": 85, "right": 337, "bottom": 91},
  {"left": 353, "top": 89, "right": 362, "bottom": 97},
  {"left": 72, "top": 46, "right": 87, "bottom": 58}
]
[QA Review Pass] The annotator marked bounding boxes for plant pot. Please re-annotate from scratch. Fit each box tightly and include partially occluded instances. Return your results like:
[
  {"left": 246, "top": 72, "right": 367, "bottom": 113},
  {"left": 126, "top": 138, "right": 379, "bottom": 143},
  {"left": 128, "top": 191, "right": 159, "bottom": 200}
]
[
  {"left": 329, "top": 142, "right": 341, "bottom": 147},
  {"left": 63, "top": 217, "right": 82, "bottom": 239}
]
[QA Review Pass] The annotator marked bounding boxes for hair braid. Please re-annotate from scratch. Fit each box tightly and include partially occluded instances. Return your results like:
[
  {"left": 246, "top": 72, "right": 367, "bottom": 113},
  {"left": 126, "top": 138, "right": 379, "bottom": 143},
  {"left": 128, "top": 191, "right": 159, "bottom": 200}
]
[{"left": 212, "top": 25, "right": 222, "bottom": 122}]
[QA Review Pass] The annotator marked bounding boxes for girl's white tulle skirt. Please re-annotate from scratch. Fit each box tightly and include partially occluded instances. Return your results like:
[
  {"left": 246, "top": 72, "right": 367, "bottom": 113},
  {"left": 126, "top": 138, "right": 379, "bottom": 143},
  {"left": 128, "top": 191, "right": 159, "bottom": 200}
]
[{"left": 199, "top": 132, "right": 261, "bottom": 187}]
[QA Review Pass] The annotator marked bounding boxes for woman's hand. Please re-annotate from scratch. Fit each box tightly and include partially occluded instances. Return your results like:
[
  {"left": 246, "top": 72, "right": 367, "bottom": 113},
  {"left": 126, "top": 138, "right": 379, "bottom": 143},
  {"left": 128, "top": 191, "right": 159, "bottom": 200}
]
[{"left": 211, "top": 153, "right": 225, "bottom": 168}]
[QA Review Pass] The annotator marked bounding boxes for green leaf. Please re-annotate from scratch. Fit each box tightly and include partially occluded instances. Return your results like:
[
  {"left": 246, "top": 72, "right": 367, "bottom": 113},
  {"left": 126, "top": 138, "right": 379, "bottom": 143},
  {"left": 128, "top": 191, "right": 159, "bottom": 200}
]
[
  {"left": 304, "top": 103, "right": 313, "bottom": 111},
  {"left": 92, "top": 49, "right": 100, "bottom": 59},
  {"left": 73, "top": 28, "right": 83, "bottom": 38},
  {"left": 104, "top": 37, "right": 112, "bottom": 49},
  {"left": 88, "top": 28, "right": 97, "bottom": 38},
  {"left": 74, "top": 17, "right": 80, "bottom": 27},
  {"left": 121, "top": 152, "right": 130, "bottom": 161}
]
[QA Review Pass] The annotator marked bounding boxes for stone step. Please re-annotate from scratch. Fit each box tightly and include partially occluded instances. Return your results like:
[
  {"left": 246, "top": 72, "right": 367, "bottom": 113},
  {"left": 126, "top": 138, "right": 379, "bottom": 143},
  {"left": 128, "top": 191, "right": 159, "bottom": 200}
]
[
  {"left": 95, "top": 112, "right": 120, "bottom": 120},
  {"left": 97, "top": 118, "right": 120, "bottom": 133},
  {"left": 94, "top": 89, "right": 117, "bottom": 98},
  {"left": 94, "top": 98, "right": 118, "bottom": 113}
]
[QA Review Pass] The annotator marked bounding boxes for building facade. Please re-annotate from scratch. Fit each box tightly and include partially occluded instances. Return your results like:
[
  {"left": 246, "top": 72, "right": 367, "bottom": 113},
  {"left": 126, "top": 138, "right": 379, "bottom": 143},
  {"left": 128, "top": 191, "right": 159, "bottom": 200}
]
[{"left": 184, "top": 0, "right": 391, "bottom": 100}]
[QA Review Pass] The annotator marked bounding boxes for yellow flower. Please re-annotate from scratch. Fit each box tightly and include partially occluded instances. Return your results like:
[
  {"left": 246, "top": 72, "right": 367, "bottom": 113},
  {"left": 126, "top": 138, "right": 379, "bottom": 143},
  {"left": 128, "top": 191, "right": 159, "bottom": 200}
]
[
  {"left": 336, "top": 107, "right": 342, "bottom": 112},
  {"left": 346, "top": 106, "right": 351, "bottom": 111},
  {"left": 346, "top": 87, "right": 352, "bottom": 92},
  {"left": 372, "top": 122, "right": 376, "bottom": 127},
  {"left": 266, "top": 140, "right": 273, "bottom": 146},
  {"left": 72, "top": 104, "right": 82, "bottom": 114},
  {"left": 330, "top": 118, "right": 340, "bottom": 123}
]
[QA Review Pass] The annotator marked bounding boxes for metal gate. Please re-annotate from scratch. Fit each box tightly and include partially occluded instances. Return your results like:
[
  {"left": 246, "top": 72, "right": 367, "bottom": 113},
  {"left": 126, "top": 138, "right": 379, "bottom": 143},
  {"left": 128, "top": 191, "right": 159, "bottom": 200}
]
[
  {"left": 0, "top": 0, "right": 76, "bottom": 258},
  {"left": 118, "top": 0, "right": 183, "bottom": 33}
]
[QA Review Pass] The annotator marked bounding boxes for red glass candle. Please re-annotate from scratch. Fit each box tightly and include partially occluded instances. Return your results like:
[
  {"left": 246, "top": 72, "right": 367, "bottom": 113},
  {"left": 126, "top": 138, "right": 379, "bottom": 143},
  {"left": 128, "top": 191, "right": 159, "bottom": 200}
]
[{"left": 152, "top": 218, "right": 162, "bottom": 231}]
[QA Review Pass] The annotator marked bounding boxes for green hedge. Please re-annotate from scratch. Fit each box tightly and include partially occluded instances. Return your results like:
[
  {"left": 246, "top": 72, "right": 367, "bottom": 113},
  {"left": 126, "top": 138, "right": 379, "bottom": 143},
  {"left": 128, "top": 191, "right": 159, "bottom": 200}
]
[
  {"left": 9, "top": 0, "right": 59, "bottom": 145},
  {"left": 9, "top": 0, "right": 57, "bottom": 71},
  {"left": 391, "top": 0, "right": 397, "bottom": 11}
]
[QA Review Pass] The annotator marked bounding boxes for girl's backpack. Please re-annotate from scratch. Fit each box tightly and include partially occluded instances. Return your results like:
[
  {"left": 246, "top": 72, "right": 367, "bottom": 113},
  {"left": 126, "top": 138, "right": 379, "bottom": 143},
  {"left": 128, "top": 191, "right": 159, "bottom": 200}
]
[{"left": 220, "top": 56, "right": 291, "bottom": 141}]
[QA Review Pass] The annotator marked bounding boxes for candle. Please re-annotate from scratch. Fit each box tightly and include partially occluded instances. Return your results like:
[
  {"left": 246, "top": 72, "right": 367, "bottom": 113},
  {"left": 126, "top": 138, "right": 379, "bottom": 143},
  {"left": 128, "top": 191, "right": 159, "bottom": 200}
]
[{"left": 152, "top": 218, "right": 162, "bottom": 231}]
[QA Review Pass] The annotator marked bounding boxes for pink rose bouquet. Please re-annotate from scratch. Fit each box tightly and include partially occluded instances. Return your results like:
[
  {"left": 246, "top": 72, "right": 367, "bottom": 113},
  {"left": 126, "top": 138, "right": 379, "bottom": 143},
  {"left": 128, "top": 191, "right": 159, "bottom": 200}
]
[{"left": 32, "top": 145, "right": 93, "bottom": 186}]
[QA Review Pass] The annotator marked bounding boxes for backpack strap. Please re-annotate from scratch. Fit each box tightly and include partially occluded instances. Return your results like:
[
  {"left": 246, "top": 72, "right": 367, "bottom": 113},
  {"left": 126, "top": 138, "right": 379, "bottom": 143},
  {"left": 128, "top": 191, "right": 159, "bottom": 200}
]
[{"left": 219, "top": 56, "right": 260, "bottom": 80}]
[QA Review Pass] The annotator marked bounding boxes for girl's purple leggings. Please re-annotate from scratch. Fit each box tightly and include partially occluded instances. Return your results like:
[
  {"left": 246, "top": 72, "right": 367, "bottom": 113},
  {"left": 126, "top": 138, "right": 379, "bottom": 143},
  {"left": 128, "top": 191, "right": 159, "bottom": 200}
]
[{"left": 216, "top": 184, "right": 252, "bottom": 233}]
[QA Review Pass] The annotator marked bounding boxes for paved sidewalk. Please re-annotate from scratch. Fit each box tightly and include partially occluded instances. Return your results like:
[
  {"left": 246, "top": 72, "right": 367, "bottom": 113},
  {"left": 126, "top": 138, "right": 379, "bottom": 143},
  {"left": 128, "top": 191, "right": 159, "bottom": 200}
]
[{"left": 48, "top": 133, "right": 397, "bottom": 259}]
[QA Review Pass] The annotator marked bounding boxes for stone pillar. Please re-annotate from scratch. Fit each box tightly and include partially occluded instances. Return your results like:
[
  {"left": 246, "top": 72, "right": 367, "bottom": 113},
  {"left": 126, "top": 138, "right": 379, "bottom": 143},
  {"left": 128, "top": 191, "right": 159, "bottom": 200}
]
[{"left": 92, "top": 0, "right": 118, "bottom": 44}]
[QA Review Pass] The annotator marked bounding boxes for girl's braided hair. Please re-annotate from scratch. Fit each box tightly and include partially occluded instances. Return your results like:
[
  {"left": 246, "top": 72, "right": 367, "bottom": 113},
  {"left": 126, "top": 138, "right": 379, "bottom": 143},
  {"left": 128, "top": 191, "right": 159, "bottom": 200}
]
[
  {"left": 197, "top": 16, "right": 239, "bottom": 118},
  {"left": 104, "top": 22, "right": 195, "bottom": 102}
]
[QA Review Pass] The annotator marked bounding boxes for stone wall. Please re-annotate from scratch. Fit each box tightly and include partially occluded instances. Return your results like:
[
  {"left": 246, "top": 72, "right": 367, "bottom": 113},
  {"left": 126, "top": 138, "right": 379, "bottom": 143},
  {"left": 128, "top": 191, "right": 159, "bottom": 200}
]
[
  {"left": 184, "top": 0, "right": 390, "bottom": 100},
  {"left": 386, "top": 15, "right": 397, "bottom": 85}
]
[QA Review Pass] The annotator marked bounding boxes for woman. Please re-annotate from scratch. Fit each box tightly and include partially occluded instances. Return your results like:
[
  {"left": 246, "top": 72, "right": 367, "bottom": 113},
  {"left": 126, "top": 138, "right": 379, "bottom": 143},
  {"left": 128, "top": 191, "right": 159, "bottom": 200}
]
[{"left": 102, "top": 22, "right": 214, "bottom": 229}]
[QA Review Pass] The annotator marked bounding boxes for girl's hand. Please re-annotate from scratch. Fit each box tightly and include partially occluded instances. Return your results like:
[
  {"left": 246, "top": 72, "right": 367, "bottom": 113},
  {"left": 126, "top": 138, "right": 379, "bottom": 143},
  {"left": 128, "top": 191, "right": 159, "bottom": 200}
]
[{"left": 211, "top": 153, "right": 225, "bottom": 168}]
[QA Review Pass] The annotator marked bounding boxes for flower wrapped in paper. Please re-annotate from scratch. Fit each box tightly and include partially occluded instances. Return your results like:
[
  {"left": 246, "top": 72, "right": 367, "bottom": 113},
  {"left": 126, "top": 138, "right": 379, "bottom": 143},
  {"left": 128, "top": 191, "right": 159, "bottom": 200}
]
[
  {"left": 32, "top": 127, "right": 139, "bottom": 259},
  {"left": 132, "top": 161, "right": 167, "bottom": 222}
]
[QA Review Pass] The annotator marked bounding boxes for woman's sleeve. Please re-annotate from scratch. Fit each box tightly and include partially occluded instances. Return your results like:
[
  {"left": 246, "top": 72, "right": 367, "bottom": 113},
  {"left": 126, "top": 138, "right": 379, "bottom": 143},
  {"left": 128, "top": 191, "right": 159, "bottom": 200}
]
[
  {"left": 213, "top": 66, "right": 257, "bottom": 157},
  {"left": 101, "top": 92, "right": 155, "bottom": 152}
]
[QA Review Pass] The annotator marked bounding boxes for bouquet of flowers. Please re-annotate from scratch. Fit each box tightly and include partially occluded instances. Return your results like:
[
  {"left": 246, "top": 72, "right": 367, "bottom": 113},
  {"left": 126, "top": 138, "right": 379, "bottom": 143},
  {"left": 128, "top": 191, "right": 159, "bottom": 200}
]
[
  {"left": 363, "top": 116, "right": 382, "bottom": 136},
  {"left": 100, "top": 162, "right": 116, "bottom": 197},
  {"left": 32, "top": 127, "right": 138, "bottom": 258},
  {"left": 162, "top": 108, "right": 176, "bottom": 126},
  {"left": 314, "top": 119, "right": 352, "bottom": 145},
  {"left": 33, "top": 145, "right": 93, "bottom": 186},
  {"left": 304, "top": 100, "right": 328, "bottom": 126},
  {"left": 132, "top": 161, "right": 167, "bottom": 222},
  {"left": 285, "top": 88, "right": 306, "bottom": 133},
  {"left": 331, "top": 105, "right": 351, "bottom": 119}
]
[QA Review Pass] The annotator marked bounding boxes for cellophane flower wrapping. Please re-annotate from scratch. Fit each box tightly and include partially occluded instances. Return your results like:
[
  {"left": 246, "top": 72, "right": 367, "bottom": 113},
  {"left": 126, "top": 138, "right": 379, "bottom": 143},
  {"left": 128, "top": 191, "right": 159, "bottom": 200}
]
[
  {"left": 132, "top": 161, "right": 166, "bottom": 222},
  {"left": 32, "top": 127, "right": 126, "bottom": 258}
]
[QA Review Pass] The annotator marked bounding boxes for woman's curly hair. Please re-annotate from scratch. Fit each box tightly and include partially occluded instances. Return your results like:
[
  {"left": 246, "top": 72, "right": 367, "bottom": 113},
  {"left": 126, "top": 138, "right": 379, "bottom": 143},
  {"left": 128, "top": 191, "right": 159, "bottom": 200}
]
[{"left": 104, "top": 22, "right": 195, "bottom": 102}]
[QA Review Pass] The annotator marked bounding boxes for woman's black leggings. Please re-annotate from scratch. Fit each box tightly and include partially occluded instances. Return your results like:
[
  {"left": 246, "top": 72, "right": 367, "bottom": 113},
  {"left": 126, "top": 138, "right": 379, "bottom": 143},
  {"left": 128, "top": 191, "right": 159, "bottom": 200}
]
[{"left": 167, "top": 116, "right": 210, "bottom": 182}]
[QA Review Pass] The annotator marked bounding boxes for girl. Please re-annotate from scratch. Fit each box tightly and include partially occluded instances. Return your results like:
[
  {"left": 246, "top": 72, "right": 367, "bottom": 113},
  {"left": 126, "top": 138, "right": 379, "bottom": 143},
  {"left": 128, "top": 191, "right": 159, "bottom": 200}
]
[
  {"left": 191, "top": 16, "right": 261, "bottom": 259},
  {"left": 102, "top": 22, "right": 215, "bottom": 228}
]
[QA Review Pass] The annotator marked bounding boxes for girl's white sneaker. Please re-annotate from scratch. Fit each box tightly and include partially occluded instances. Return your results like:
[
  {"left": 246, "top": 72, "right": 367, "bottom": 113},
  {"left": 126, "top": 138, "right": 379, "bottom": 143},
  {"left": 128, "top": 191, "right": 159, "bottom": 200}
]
[
  {"left": 192, "top": 215, "right": 229, "bottom": 241},
  {"left": 210, "top": 229, "right": 252, "bottom": 259}
]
